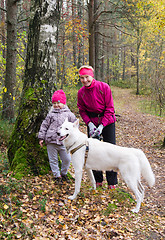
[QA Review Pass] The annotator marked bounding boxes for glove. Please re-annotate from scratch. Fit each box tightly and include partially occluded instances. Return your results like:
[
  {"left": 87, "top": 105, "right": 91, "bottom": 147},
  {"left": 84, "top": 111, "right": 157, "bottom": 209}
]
[
  {"left": 93, "top": 124, "right": 104, "bottom": 138},
  {"left": 88, "top": 122, "right": 97, "bottom": 137}
]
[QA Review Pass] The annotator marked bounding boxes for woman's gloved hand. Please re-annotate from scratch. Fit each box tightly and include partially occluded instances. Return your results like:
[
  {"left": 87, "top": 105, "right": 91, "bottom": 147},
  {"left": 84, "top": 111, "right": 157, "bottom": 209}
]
[
  {"left": 93, "top": 124, "right": 104, "bottom": 138},
  {"left": 88, "top": 122, "right": 97, "bottom": 137}
]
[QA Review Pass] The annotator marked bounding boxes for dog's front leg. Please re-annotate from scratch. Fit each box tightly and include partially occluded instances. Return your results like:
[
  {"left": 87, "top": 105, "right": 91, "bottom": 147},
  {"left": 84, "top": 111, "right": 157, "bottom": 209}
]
[
  {"left": 68, "top": 170, "right": 83, "bottom": 200},
  {"left": 86, "top": 168, "right": 96, "bottom": 190}
]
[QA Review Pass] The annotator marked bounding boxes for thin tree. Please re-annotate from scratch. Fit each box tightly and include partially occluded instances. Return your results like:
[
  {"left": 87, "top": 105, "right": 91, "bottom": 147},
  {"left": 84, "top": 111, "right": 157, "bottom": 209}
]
[
  {"left": 8, "top": 0, "right": 60, "bottom": 178},
  {"left": 0, "top": 0, "right": 6, "bottom": 59},
  {"left": 94, "top": 0, "right": 99, "bottom": 79},
  {"left": 77, "top": 0, "right": 84, "bottom": 68},
  {"left": 71, "top": 0, "right": 77, "bottom": 66},
  {"left": 88, "top": 0, "right": 94, "bottom": 67},
  {"left": 0, "top": 0, "right": 6, "bottom": 86},
  {"left": 2, "top": 0, "right": 19, "bottom": 120}
]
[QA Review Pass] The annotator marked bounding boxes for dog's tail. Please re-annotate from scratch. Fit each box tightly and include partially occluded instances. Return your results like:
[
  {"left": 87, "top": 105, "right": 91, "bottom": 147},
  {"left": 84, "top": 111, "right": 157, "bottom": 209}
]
[{"left": 133, "top": 149, "right": 155, "bottom": 187}]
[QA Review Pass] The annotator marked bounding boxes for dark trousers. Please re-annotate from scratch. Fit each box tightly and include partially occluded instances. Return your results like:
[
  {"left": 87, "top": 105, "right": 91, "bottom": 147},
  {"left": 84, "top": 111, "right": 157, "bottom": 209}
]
[{"left": 88, "top": 122, "right": 118, "bottom": 185}]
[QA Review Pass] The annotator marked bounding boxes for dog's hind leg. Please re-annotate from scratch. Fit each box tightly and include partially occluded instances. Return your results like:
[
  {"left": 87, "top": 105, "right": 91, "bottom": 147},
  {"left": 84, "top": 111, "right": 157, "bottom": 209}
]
[
  {"left": 131, "top": 186, "right": 143, "bottom": 213},
  {"left": 120, "top": 170, "right": 142, "bottom": 212},
  {"left": 86, "top": 168, "right": 96, "bottom": 190},
  {"left": 138, "top": 181, "right": 144, "bottom": 202},
  {"left": 124, "top": 178, "right": 142, "bottom": 213},
  {"left": 125, "top": 179, "right": 143, "bottom": 213},
  {"left": 120, "top": 160, "right": 143, "bottom": 213},
  {"left": 68, "top": 170, "right": 83, "bottom": 200}
]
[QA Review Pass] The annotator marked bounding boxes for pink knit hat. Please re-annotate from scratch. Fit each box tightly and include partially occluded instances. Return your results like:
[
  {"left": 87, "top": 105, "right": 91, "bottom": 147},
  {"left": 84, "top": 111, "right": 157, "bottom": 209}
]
[{"left": 52, "top": 90, "right": 66, "bottom": 104}]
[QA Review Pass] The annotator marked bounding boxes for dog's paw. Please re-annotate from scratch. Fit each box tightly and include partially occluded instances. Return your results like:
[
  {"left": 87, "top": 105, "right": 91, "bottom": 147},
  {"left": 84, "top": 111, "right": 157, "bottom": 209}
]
[
  {"left": 131, "top": 208, "right": 139, "bottom": 213},
  {"left": 68, "top": 195, "right": 76, "bottom": 200}
]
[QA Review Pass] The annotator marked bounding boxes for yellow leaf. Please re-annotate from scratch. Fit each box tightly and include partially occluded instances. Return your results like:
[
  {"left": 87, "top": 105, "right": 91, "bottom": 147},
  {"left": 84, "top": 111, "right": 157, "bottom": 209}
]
[
  {"left": 4, "top": 204, "right": 9, "bottom": 210},
  {"left": 3, "top": 87, "right": 7, "bottom": 93},
  {"left": 62, "top": 224, "right": 68, "bottom": 230},
  {"left": 58, "top": 215, "right": 64, "bottom": 221}
]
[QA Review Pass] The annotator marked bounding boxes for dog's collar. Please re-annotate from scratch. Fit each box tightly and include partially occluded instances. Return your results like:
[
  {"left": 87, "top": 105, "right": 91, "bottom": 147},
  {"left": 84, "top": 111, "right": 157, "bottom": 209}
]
[{"left": 70, "top": 141, "right": 89, "bottom": 165}]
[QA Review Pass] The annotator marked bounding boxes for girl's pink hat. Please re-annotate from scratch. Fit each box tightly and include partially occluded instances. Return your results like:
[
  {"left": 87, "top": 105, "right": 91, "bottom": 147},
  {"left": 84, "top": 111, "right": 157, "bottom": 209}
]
[{"left": 52, "top": 90, "right": 66, "bottom": 104}]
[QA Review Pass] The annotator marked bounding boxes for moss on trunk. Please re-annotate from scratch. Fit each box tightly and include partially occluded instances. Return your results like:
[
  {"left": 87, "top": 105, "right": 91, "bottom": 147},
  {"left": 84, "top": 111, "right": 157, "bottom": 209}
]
[
  {"left": 8, "top": 90, "right": 50, "bottom": 179},
  {"left": 7, "top": 0, "right": 60, "bottom": 179}
]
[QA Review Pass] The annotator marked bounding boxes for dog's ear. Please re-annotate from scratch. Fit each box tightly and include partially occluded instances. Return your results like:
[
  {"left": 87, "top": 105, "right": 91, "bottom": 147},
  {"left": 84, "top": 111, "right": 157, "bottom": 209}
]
[{"left": 73, "top": 119, "right": 79, "bottom": 128}]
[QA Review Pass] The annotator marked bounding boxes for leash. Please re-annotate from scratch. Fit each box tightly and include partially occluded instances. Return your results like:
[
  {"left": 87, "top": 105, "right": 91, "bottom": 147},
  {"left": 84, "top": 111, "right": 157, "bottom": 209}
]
[{"left": 70, "top": 141, "right": 89, "bottom": 166}]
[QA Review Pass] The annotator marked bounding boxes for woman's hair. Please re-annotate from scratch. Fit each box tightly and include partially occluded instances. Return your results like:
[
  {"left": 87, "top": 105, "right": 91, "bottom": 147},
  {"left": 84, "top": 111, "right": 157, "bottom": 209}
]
[{"left": 78, "top": 65, "right": 94, "bottom": 72}]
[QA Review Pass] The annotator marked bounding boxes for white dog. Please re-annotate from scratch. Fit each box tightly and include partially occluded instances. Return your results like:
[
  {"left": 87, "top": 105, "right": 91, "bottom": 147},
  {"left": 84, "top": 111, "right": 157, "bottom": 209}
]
[{"left": 59, "top": 118, "right": 155, "bottom": 213}]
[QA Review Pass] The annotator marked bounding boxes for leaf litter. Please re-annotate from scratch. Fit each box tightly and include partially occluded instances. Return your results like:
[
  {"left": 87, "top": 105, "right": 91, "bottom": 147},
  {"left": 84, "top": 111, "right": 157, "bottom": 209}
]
[{"left": 0, "top": 87, "right": 164, "bottom": 239}]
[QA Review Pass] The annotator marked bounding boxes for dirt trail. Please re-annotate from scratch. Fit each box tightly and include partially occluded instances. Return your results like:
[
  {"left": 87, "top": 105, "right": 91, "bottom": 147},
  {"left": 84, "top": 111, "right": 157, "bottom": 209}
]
[{"left": 112, "top": 87, "right": 165, "bottom": 216}]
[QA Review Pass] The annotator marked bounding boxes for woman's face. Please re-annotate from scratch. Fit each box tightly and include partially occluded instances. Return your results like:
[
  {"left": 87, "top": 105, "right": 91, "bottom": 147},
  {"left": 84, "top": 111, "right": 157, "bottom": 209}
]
[{"left": 80, "top": 75, "right": 93, "bottom": 87}]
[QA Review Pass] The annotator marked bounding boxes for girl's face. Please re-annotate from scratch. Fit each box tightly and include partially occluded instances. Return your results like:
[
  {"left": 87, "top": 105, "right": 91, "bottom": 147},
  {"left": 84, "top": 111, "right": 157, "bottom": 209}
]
[
  {"left": 53, "top": 102, "right": 64, "bottom": 109},
  {"left": 80, "top": 75, "right": 93, "bottom": 87}
]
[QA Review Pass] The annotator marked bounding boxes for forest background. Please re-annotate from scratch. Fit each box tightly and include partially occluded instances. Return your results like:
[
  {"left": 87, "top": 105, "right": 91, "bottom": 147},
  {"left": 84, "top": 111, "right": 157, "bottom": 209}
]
[
  {"left": 0, "top": 0, "right": 165, "bottom": 120},
  {"left": 0, "top": 0, "right": 165, "bottom": 185},
  {"left": 0, "top": 0, "right": 164, "bottom": 184},
  {"left": 0, "top": 0, "right": 165, "bottom": 239}
]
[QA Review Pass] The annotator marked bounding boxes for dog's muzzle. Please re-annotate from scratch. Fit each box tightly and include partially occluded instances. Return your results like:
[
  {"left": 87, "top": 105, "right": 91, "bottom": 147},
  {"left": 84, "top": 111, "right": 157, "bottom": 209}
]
[{"left": 59, "top": 134, "right": 69, "bottom": 141}]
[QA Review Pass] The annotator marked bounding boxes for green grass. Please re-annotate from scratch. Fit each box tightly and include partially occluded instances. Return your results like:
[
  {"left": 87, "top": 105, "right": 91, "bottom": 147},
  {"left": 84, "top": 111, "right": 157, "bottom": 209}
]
[
  {"left": 103, "top": 188, "right": 135, "bottom": 215},
  {"left": 110, "top": 79, "right": 135, "bottom": 89},
  {"left": 0, "top": 151, "right": 9, "bottom": 175},
  {"left": 139, "top": 99, "right": 165, "bottom": 117}
]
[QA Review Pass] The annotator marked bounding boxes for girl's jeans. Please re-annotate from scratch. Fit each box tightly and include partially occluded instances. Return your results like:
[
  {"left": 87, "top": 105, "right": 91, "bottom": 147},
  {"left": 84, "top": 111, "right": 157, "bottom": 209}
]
[{"left": 47, "top": 143, "right": 71, "bottom": 178}]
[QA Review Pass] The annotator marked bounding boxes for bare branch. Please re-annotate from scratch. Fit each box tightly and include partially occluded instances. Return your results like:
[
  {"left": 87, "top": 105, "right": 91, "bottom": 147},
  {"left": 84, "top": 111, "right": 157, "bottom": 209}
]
[
  {"left": 114, "top": 25, "right": 137, "bottom": 38},
  {"left": 18, "top": 17, "right": 30, "bottom": 23},
  {"left": 0, "top": 6, "right": 7, "bottom": 12}
]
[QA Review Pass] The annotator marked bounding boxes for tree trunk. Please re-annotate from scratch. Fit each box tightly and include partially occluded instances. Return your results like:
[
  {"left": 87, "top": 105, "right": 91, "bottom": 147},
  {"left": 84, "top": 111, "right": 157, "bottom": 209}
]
[
  {"left": 100, "top": 36, "right": 105, "bottom": 81},
  {"left": 7, "top": 0, "right": 60, "bottom": 179},
  {"left": 106, "top": 43, "right": 110, "bottom": 84},
  {"left": 136, "top": 28, "right": 141, "bottom": 95},
  {"left": 77, "top": 0, "right": 84, "bottom": 69},
  {"left": 122, "top": 46, "right": 126, "bottom": 81},
  {"left": 1, "top": 0, "right": 6, "bottom": 59},
  {"left": 94, "top": 0, "right": 99, "bottom": 79},
  {"left": 60, "top": 29, "right": 66, "bottom": 89},
  {"left": 2, "top": 0, "right": 18, "bottom": 120},
  {"left": 0, "top": 0, "right": 6, "bottom": 88},
  {"left": 88, "top": 0, "right": 94, "bottom": 67},
  {"left": 71, "top": 0, "right": 77, "bottom": 66}
]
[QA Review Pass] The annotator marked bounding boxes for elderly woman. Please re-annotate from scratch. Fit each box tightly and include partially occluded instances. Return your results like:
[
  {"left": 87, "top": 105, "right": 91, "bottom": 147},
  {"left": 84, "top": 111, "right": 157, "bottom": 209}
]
[{"left": 77, "top": 65, "right": 118, "bottom": 189}]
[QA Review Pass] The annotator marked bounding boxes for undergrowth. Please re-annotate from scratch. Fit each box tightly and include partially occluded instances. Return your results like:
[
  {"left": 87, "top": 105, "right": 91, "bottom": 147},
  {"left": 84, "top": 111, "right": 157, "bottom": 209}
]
[{"left": 0, "top": 119, "right": 14, "bottom": 146}]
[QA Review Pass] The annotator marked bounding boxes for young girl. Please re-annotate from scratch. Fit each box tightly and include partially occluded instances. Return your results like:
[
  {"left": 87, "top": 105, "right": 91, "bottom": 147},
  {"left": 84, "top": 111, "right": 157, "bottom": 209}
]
[{"left": 38, "top": 90, "right": 76, "bottom": 184}]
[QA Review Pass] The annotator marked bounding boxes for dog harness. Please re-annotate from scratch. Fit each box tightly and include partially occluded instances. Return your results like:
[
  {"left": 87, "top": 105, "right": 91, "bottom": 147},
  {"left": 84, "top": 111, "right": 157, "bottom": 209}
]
[{"left": 70, "top": 141, "right": 89, "bottom": 165}]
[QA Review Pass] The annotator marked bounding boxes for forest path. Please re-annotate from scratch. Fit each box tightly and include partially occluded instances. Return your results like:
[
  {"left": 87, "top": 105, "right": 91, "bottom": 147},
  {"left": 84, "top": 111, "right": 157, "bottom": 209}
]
[
  {"left": 112, "top": 86, "right": 165, "bottom": 216},
  {"left": 75, "top": 86, "right": 165, "bottom": 239}
]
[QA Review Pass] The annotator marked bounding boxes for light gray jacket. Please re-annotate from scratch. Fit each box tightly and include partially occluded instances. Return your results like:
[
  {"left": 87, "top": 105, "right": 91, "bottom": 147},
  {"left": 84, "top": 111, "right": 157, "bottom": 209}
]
[{"left": 38, "top": 105, "right": 76, "bottom": 145}]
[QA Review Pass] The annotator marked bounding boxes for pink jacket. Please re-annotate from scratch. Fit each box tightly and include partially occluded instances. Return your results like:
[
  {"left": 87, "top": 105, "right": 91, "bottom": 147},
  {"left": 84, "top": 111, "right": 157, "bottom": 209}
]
[{"left": 77, "top": 79, "right": 116, "bottom": 127}]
